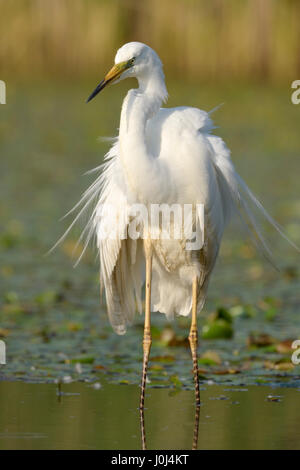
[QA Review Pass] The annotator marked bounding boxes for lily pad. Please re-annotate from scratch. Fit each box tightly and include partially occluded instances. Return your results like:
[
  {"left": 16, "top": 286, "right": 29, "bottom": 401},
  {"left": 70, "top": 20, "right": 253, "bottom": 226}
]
[{"left": 202, "top": 320, "right": 234, "bottom": 339}]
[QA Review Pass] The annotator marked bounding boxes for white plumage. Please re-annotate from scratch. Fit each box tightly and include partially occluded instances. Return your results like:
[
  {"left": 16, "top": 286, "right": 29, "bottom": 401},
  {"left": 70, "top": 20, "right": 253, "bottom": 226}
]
[{"left": 65, "top": 42, "right": 296, "bottom": 336}]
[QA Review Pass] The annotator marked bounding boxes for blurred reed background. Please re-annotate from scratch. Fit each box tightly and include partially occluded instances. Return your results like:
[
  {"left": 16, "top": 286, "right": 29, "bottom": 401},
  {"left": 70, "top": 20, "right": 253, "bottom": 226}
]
[{"left": 0, "top": 0, "right": 299, "bottom": 83}]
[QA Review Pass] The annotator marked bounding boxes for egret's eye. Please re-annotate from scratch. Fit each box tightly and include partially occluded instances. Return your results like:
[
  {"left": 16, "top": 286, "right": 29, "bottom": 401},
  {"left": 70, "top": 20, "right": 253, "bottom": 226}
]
[{"left": 128, "top": 57, "right": 135, "bottom": 66}]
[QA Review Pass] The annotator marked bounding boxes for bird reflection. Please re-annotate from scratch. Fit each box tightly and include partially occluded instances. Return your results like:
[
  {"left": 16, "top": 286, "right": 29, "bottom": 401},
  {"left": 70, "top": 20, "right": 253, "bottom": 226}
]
[
  {"left": 140, "top": 401, "right": 200, "bottom": 450},
  {"left": 56, "top": 381, "right": 62, "bottom": 403},
  {"left": 192, "top": 403, "right": 200, "bottom": 450},
  {"left": 140, "top": 407, "right": 147, "bottom": 450}
]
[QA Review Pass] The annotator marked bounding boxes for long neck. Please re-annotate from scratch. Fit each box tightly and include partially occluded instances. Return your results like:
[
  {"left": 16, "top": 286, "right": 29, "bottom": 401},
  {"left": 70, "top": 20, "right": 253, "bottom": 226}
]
[{"left": 119, "top": 69, "right": 168, "bottom": 202}]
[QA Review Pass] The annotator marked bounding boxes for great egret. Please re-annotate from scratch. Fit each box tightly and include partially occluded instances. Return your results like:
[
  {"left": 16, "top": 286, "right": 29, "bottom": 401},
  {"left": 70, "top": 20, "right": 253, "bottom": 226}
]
[{"left": 69, "top": 42, "right": 295, "bottom": 411}]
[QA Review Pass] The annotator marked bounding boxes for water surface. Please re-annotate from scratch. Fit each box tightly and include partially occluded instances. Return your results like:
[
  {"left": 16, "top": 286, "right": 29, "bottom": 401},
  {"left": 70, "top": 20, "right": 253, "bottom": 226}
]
[{"left": 0, "top": 380, "right": 299, "bottom": 450}]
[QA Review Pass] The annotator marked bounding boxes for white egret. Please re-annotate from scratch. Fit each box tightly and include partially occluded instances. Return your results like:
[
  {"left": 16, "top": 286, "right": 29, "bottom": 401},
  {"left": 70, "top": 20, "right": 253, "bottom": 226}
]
[{"left": 71, "top": 42, "right": 296, "bottom": 410}]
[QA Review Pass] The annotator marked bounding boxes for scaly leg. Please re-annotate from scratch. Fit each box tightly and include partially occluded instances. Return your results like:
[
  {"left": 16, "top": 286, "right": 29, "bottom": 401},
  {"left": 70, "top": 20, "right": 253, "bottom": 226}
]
[
  {"left": 139, "top": 243, "right": 152, "bottom": 412},
  {"left": 189, "top": 277, "right": 200, "bottom": 408}
]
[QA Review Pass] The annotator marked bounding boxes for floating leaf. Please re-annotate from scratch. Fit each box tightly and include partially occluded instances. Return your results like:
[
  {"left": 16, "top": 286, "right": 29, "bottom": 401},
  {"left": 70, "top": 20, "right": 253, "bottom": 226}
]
[
  {"left": 170, "top": 375, "right": 182, "bottom": 388},
  {"left": 0, "top": 328, "right": 10, "bottom": 337},
  {"left": 159, "top": 327, "right": 188, "bottom": 347},
  {"left": 159, "top": 327, "right": 175, "bottom": 344},
  {"left": 2, "top": 303, "right": 26, "bottom": 315},
  {"left": 199, "top": 350, "right": 222, "bottom": 365},
  {"left": 258, "top": 297, "right": 280, "bottom": 322},
  {"left": 35, "top": 290, "right": 60, "bottom": 306},
  {"left": 70, "top": 355, "right": 95, "bottom": 364},
  {"left": 264, "top": 360, "right": 294, "bottom": 371},
  {"left": 283, "top": 266, "right": 298, "bottom": 280},
  {"left": 202, "top": 320, "right": 234, "bottom": 339},
  {"left": 229, "top": 304, "right": 257, "bottom": 318},
  {"left": 151, "top": 355, "right": 175, "bottom": 363},
  {"left": 264, "top": 307, "right": 277, "bottom": 322},
  {"left": 247, "top": 333, "right": 276, "bottom": 348},
  {"left": 67, "top": 322, "right": 83, "bottom": 332},
  {"left": 275, "top": 339, "right": 294, "bottom": 354},
  {"left": 3, "top": 291, "right": 19, "bottom": 304},
  {"left": 118, "top": 379, "right": 130, "bottom": 385},
  {"left": 198, "top": 357, "right": 218, "bottom": 366},
  {"left": 93, "top": 364, "right": 106, "bottom": 371},
  {"left": 151, "top": 325, "right": 162, "bottom": 339},
  {"left": 149, "top": 364, "right": 164, "bottom": 371},
  {"left": 214, "top": 368, "right": 241, "bottom": 375},
  {"left": 214, "top": 307, "right": 233, "bottom": 323}
]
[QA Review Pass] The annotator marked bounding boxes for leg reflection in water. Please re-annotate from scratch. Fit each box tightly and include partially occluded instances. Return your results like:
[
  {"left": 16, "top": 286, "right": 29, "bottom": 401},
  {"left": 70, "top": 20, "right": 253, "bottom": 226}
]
[
  {"left": 192, "top": 401, "right": 200, "bottom": 450},
  {"left": 139, "top": 400, "right": 200, "bottom": 450},
  {"left": 140, "top": 407, "right": 147, "bottom": 450}
]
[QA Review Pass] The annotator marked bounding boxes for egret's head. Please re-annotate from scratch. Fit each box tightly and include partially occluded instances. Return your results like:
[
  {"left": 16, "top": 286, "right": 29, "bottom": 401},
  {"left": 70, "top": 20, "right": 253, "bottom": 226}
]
[{"left": 86, "top": 42, "right": 162, "bottom": 103}]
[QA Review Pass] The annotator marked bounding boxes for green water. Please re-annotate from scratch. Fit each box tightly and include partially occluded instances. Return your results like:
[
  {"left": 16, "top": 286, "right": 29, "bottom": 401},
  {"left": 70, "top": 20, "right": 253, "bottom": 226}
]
[
  {"left": 0, "top": 380, "right": 299, "bottom": 450},
  {"left": 0, "top": 81, "right": 299, "bottom": 448}
]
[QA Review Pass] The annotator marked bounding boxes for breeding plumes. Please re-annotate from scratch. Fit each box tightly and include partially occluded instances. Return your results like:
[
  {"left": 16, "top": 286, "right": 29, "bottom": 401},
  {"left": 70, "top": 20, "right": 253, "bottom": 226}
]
[{"left": 61, "top": 42, "right": 297, "bottom": 415}]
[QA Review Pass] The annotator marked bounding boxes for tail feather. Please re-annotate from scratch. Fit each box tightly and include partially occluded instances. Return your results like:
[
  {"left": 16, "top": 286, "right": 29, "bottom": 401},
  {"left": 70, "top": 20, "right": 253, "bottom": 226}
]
[
  {"left": 208, "top": 134, "right": 299, "bottom": 268},
  {"left": 236, "top": 173, "right": 299, "bottom": 251}
]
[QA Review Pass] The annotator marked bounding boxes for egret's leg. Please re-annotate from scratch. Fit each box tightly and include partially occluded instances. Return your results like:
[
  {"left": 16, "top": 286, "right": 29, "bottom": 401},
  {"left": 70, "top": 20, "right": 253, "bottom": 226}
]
[
  {"left": 189, "top": 277, "right": 200, "bottom": 407},
  {"left": 139, "top": 245, "right": 152, "bottom": 411}
]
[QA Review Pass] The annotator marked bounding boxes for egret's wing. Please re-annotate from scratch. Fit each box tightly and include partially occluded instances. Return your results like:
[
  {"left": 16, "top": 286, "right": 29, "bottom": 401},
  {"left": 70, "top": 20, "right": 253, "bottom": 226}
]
[
  {"left": 207, "top": 135, "right": 299, "bottom": 266},
  {"left": 91, "top": 141, "right": 144, "bottom": 334},
  {"left": 55, "top": 139, "right": 144, "bottom": 334}
]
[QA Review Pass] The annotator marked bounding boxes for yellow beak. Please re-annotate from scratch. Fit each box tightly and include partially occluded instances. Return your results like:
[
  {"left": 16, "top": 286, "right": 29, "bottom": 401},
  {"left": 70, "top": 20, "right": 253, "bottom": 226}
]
[{"left": 86, "top": 61, "right": 131, "bottom": 103}]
